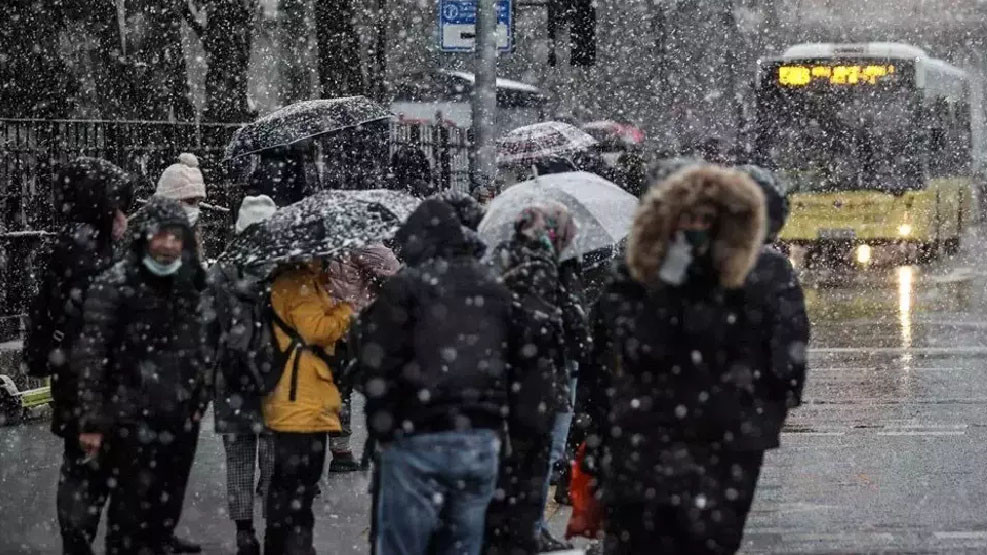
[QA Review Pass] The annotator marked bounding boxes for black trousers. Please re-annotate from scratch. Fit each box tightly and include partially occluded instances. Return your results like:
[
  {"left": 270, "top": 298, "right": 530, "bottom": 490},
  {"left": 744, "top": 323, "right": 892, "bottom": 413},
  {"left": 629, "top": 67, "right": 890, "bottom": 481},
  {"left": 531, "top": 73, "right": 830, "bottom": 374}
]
[
  {"left": 484, "top": 434, "right": 552, "bottom": 555},
  {"left": 57, "top": 436, "right": 110, "bottom": 555},
  {"left": 265, "top": 432, "right": 327, "bottom": 555},
  {"left": 104, "top": 425, "right": 199, "bottom": 555},
  {"left": 603, "top": 450, "right": 765, "bottom": 555},
  {"left": 165, "top": 422, "right": 200, "bottom": 536}
]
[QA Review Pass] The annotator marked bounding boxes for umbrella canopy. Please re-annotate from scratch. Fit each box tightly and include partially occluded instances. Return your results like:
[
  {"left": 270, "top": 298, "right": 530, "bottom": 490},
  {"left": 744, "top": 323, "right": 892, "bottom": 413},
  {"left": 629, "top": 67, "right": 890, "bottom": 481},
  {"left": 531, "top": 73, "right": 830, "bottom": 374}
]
[
  {"left": 343, "top": 189, "right": 421, "bottom": 222},
  {"left": 225, "top": 96, "right": 393, "bottom": 160},
  {"left": 582, "top": 120, "right": 646, "bottom": 147},
  {"left": 497, "top": 121, "right": 598, "bottom": 166},
  {"left": 478, "top": 171, "right": 637, "bottom": 260},
  {"left": 218, "top": 189, "right": 407, "bottom": 270}
]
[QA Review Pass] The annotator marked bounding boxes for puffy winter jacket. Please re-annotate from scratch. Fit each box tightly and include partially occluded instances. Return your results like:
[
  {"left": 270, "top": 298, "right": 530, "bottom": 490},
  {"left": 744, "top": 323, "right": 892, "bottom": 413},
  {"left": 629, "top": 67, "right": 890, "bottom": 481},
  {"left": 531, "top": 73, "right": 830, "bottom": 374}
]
[
  {"left": 358, "top": 199, "right": 524, "bottom": 442},
  {"left": 24, "top": 157, "right": 131, "bottom": 437},
  {"left": 77, "top": 197, "right": 208, "bottom": 433},
  {"left": 262, "top": 265, "right": 353, "bottom": 433}
]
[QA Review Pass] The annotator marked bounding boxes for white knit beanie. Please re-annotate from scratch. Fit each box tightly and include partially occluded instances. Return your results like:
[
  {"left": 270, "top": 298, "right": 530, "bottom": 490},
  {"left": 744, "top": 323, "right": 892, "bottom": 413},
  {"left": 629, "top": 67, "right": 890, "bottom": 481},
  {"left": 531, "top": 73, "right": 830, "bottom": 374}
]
[
  {"left": 236, "top": 195, "right": 278, "bottom": 234},
  {"left": 156, "top": 153, "right": 206, "bottom": 200}
]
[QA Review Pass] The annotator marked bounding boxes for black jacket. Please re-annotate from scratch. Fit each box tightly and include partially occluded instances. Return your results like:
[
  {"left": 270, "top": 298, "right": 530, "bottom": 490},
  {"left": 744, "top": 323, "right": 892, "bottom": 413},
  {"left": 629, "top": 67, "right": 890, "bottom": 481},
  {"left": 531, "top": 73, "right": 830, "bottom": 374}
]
[
  {"left": 358, "top": 199, "right": 526, "bottom": 442},
  {"left": 77, "top": 197, "right": 208, "bottom": 433},
  {"left": 202, "top": 261, "right": 269, "bottom": 435},
  {"left": 492, "top": 238, "right": 589, "bottom": 418},
  {"left": 581, "top": 165, "right": 770, "bottom": 504},
  {"left": 23, "top": 157, "right": 130, "bottom": 437}
]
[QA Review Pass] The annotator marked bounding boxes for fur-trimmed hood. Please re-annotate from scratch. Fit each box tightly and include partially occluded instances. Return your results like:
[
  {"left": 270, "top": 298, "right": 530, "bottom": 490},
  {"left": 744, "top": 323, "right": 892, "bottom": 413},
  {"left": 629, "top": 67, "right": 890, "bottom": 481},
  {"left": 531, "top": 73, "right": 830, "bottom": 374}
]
[{"left": 626, "top": 165, "right": 765, "bottom": 289}]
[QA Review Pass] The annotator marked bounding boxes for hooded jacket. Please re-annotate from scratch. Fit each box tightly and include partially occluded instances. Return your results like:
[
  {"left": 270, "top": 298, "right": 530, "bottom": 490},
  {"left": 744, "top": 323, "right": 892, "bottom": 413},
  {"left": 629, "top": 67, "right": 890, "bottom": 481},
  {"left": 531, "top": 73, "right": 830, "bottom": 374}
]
[
  {"left": 77, "top": 197, "right": 207, "bottom": 433},
  {"left": 581, "top": 165, "right": 766, "bottom": 502},
  {"left": 262, "top": 263, "right": 353, "bottom": 433},
  {"left": 357, "top": 199, "right": 521, "bottom": 442},
  {"left": 737, "top": 165, "right": 809, "bottom": 450},
  {"left": 23, "top": 157, "right": 131, "bottom": 437}
]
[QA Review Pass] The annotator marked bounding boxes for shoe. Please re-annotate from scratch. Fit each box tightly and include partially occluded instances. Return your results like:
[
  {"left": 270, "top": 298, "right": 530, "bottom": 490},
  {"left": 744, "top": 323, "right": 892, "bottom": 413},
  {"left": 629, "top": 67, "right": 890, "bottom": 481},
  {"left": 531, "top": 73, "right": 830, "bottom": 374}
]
[
  {"left": 537, "top": 528, "right": 573, "bottom": 552},
  {"left": 164, "top": 535, "right": 202, "bottom": 554},
  {"left": 328, "top": 450, "right": 360, "bottom": 472},
  {"left": 554, "top": 464, "right": 572, "bottom": 505},
  {"left": 235, "top": 530, "right": 260, "bottom": 555}
]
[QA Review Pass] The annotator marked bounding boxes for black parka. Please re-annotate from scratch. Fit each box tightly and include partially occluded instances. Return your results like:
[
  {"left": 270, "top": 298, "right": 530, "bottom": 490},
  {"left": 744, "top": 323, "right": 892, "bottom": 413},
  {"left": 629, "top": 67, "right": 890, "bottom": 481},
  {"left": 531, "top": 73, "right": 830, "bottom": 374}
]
[
  {"left": 23, "top": 157, "right": 131, "bottom": 437},
  {"left": 581, "top": 166, "right": 768, "bottom": 503},
  {"left": 77, "top": 197, "right": 208, "bottom": 433},
  {"left": 358, "top": 200, "right": 523, "bottom": 442}
]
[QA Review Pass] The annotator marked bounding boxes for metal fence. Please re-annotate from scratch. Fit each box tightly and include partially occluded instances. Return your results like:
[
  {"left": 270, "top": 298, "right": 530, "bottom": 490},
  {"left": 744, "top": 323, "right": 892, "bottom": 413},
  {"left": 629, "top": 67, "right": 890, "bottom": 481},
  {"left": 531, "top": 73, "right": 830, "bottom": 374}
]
[{"left": 0, "top": 118, "right": 472, "bottom": 341}]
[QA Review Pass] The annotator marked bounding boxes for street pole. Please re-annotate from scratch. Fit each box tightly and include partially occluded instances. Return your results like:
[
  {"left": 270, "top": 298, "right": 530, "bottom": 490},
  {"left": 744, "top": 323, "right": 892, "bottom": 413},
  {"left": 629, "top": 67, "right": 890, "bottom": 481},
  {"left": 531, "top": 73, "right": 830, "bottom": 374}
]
[{"left": 472, "top": 0, "right": 498, "bottom": 192}]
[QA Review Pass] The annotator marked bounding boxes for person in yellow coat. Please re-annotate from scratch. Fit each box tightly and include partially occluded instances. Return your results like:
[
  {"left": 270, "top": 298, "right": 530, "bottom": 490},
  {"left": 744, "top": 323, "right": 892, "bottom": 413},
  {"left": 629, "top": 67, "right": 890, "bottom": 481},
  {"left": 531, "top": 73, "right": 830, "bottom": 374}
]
[{"left": 262, "top": 260, "right": 361, "bottom": 555}]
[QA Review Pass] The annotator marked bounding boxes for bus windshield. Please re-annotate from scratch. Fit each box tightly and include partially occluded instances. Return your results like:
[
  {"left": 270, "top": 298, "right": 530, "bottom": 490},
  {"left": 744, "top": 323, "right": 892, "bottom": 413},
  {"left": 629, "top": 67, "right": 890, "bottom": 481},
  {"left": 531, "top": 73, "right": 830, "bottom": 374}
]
[{"left": 757, "top": 84, "right": 923, "bottom": 193}]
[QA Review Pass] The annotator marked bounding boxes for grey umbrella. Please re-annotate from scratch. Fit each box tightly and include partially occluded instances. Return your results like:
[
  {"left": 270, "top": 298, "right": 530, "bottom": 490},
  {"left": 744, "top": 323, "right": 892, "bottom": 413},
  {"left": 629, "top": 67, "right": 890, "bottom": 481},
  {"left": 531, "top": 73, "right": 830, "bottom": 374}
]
[{"left": 225, "top": 96, "right": 393, "bottom": 160}]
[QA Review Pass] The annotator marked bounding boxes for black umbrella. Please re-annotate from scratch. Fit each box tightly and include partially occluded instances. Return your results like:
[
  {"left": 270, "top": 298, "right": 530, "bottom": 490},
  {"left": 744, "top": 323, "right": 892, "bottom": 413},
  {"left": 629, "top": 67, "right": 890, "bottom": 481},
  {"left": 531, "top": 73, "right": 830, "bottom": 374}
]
[
  {"left": 225, "top": 96, "right": 393, "bottom": 160},
  {"left": 217, "top": 190, "right": 406, "bottom": 271}
]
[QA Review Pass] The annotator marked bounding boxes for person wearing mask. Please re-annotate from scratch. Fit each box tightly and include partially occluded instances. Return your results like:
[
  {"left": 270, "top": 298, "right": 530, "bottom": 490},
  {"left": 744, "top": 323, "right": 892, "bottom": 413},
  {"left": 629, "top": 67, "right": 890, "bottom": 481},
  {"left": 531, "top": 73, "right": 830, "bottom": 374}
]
[
  {"left": 581, "top": 165, "right": 767, "bottom": 554},
  {"left": 76, "top": 197, "right": 209, "bottom": 555},
  {"left": 722, "top": 166, "right": 809, "bottom": 554},
  {"left": 485, "top": 203, "right": 579, "bottom": 555},
  {"left": 23, "top": 157, "right": 132, "bottom": 555},
  {"left": 261, "top": 255, "right": 364, "bottom": 554},
  {"left": 356, "top": 199, "right": 521, "bottom": 555},
  {"left": 205, "top": 194, "right": 279, "bottom": 555}
]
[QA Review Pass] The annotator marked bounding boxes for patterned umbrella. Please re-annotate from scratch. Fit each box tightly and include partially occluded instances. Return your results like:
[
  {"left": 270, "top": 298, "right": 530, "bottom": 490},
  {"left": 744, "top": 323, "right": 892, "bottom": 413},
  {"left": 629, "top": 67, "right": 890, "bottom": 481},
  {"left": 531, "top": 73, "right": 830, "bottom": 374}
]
[
  {"left": 496, "top": 121, "right": 598, "bottom": 166},
  {"left": 582, "top": 120, "right": 646, "bottom": 146},
  {"left": 225, "top": 96, "right": 393, "bottom": 160},
  {"left": 217, "top": 189, "right": 408, "bottom": 271}
]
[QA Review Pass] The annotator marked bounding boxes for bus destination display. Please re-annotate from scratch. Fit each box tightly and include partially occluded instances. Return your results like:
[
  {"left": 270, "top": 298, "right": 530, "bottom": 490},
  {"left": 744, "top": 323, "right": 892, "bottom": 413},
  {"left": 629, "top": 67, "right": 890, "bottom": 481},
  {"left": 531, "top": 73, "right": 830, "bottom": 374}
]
[{"left": 778, "top": 64, "right": 897, "bottom": 87}]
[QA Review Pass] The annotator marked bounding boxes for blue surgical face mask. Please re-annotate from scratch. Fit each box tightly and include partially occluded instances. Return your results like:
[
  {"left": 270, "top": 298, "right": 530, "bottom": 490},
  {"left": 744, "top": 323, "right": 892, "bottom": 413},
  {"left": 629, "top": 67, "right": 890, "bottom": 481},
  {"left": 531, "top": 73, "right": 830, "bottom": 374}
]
[{"left": 142, "top": 254, "right": 183, "bottom": 277}]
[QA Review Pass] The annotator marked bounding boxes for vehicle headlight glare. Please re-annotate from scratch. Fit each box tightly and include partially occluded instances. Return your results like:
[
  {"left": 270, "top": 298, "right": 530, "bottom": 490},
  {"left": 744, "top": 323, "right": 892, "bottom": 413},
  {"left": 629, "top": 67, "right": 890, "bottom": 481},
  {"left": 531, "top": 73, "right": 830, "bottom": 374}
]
[
  {"left": 898, "top": 224, "right": 913, "bottom": 237},
  {"left": 856, "top": 244, "right": 872, "bottom": 264}
]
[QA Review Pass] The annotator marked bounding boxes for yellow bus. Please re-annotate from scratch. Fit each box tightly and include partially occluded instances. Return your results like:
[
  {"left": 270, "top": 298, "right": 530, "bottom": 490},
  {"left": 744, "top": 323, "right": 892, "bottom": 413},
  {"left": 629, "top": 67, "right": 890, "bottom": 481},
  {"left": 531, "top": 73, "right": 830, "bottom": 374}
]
[{"left": 753, "top": 43, "right": 976, "bottom": 263}]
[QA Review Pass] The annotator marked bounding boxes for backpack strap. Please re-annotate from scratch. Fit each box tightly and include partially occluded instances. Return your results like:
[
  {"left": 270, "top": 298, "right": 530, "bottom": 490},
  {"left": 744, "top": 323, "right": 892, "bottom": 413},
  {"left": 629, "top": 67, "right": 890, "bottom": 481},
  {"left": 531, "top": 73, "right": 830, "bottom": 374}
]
[{"left": 269, "top": 308, "right": 337, "bottom": 402}]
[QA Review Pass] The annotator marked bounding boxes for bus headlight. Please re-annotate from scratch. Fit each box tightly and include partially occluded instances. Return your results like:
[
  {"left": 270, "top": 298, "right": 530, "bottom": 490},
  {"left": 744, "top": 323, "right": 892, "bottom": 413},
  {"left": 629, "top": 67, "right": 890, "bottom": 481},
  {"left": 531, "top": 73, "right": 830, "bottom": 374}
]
[
  {"left": 898, "top": 224, "right": 913, "bottom": 237},
  {"left": 856, "top": 244, "right": 873, "bottom": 264}
]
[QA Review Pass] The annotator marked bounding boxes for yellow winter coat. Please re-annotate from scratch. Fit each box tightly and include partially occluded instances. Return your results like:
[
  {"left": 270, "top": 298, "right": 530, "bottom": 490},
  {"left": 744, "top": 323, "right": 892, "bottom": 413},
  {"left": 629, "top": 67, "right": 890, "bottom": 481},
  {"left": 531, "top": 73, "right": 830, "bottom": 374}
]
[{"left": 263, "top": 265, "right": 353, "bottom": 433}]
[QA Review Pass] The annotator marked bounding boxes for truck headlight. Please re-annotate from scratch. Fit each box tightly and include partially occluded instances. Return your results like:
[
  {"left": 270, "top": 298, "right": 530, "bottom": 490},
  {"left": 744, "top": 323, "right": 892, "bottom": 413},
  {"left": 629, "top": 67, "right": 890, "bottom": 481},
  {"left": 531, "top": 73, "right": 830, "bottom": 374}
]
[
  {"left": 898, "top": 224, "right": 913, "bottom": 237},
  {"left": 856, "top": 244, "right": 872, "bottom": 264}
]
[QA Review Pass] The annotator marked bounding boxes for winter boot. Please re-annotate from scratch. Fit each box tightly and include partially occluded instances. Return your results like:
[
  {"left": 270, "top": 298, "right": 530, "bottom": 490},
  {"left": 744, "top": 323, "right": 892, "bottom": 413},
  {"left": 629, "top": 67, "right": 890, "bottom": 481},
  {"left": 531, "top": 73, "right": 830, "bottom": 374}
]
[
  {"left": 328, "top": 450, "right": 360, "bottom": 472},
  {"left": 235, "top": 530, "right": 260, "bottom": 555}
]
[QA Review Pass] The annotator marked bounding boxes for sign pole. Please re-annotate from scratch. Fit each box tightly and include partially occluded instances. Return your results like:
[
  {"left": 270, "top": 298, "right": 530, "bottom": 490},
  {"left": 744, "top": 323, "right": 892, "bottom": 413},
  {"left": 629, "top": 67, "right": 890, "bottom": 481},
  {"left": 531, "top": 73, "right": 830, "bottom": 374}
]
[{"left": 472, "top": 0, "right": 498, "bottom": 192}]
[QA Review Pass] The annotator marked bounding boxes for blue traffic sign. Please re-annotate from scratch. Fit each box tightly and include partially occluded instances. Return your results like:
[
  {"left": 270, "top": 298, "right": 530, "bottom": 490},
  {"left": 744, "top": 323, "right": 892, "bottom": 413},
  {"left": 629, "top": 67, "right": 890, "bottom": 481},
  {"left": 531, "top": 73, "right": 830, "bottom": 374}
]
[{"left": 438, "top": 0, "right": 513, "bottom": 52}]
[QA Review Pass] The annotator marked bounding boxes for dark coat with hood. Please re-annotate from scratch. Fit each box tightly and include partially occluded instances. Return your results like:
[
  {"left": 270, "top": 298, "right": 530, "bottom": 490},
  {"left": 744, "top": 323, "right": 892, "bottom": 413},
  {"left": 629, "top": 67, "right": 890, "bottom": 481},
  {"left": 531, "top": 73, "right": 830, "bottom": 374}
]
[
  {"left": 77, "top": 197, "right": 208, "bottom": 434},
  {"left": 492, "top": 237, "right": 590, "bottom": 419},
  {"left": 737, "top": 165, "right": 809, "bottom": 451},
  {"left": 23, "top": 157, "right": 131, "bottom": 438},
  {"left": 582, "top": 165, "right": 767, "bottom": 503},
  {"left": 357, "top": 199, "right": 524, "bottom": 443}
]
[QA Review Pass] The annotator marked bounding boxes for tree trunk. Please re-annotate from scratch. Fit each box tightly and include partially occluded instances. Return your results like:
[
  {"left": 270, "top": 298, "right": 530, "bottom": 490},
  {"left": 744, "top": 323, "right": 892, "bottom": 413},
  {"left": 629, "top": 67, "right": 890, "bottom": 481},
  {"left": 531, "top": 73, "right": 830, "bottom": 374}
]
[
  {"left": 0, "top": 0, "right": 78, "bottom": 118},
  {"left": 200, "top": 0, "right": 257, "bottom": 122},
  {"left": 315, "top": 0, "right": 364, "bottom": 98},
  {"left": 277, "top": 0, "right": 312, "bottom": 105},
  {"left": 124, "top": 0, "right": 195, "bottom": 120}
]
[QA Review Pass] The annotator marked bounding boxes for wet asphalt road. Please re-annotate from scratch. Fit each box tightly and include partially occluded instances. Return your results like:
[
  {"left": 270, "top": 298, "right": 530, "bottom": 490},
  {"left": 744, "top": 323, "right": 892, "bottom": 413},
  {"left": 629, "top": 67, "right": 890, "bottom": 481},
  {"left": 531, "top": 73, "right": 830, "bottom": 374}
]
[{"left": 4, "top": 232, "right": 987, "bottom": 554}]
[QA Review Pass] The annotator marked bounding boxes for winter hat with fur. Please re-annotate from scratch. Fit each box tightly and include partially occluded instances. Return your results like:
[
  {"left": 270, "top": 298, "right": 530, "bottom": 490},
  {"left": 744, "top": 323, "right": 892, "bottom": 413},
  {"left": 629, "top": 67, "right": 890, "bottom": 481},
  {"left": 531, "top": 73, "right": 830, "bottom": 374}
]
[
  {"left": 236, "top": 195, "right": 277, "bottom": 234},
  {"left": 156, "top": 153, "right": 206, "bottom": 200}
]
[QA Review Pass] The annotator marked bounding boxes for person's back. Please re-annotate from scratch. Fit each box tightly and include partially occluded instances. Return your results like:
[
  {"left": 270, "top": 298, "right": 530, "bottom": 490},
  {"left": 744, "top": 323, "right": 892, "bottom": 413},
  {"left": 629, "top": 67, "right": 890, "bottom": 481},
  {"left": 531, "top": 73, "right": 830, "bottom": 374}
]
[{"left": 358, "top": 199, "right": 514, "bottom": 555}]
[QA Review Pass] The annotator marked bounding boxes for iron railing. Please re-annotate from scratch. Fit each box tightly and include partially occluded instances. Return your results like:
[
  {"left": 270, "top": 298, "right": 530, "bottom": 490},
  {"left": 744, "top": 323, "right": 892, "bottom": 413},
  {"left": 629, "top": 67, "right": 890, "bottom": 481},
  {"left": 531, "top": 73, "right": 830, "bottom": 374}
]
[{"left": 0, "top": 118, "right": 472, "bottom": 341}]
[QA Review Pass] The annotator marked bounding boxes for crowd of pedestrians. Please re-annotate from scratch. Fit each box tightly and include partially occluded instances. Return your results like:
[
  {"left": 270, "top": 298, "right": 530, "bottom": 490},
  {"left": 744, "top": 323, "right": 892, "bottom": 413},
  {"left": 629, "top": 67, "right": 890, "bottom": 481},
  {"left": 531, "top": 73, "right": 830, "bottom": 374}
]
[{"left": 24, "top": 150, "right": 808, "bottom": 555}]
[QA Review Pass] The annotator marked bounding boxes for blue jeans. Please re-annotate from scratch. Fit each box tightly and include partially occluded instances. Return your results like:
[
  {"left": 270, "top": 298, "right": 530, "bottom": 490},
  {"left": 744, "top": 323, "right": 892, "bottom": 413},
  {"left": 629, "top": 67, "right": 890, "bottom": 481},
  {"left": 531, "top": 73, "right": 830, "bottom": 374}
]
[
  {"left": 374, "top": 430, "right": 501, "bottom": 555},
  {"left": 539, "top": 376, "right": 578, "bottom": 534}
]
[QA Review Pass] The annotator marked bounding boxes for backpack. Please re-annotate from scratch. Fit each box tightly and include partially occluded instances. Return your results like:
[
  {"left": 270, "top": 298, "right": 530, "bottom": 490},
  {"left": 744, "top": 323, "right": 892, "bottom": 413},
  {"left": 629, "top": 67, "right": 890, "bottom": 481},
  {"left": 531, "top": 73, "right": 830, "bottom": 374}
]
[
  {"left": 215, "top": 264, "right": 286, "bottom": 396},
  {"left": 216, "top": 264, "right": 340, "bottom": 398}
]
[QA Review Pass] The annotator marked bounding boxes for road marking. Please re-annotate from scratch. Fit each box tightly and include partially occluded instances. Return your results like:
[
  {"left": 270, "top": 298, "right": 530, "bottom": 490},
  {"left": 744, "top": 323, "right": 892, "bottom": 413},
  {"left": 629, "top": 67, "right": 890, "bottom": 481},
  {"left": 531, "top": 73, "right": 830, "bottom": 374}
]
[
  {"left": 876, "top": 431, "right": 965, "bottom": 436},
  {"left": 782, "top": 431, "right": 846, "bottom": 436},
  {"left": 810, "top": 347, "right": 987, "bottom": 355},
  {"left": 934, "top": 531, "right": 987, "bottom": 540}
]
